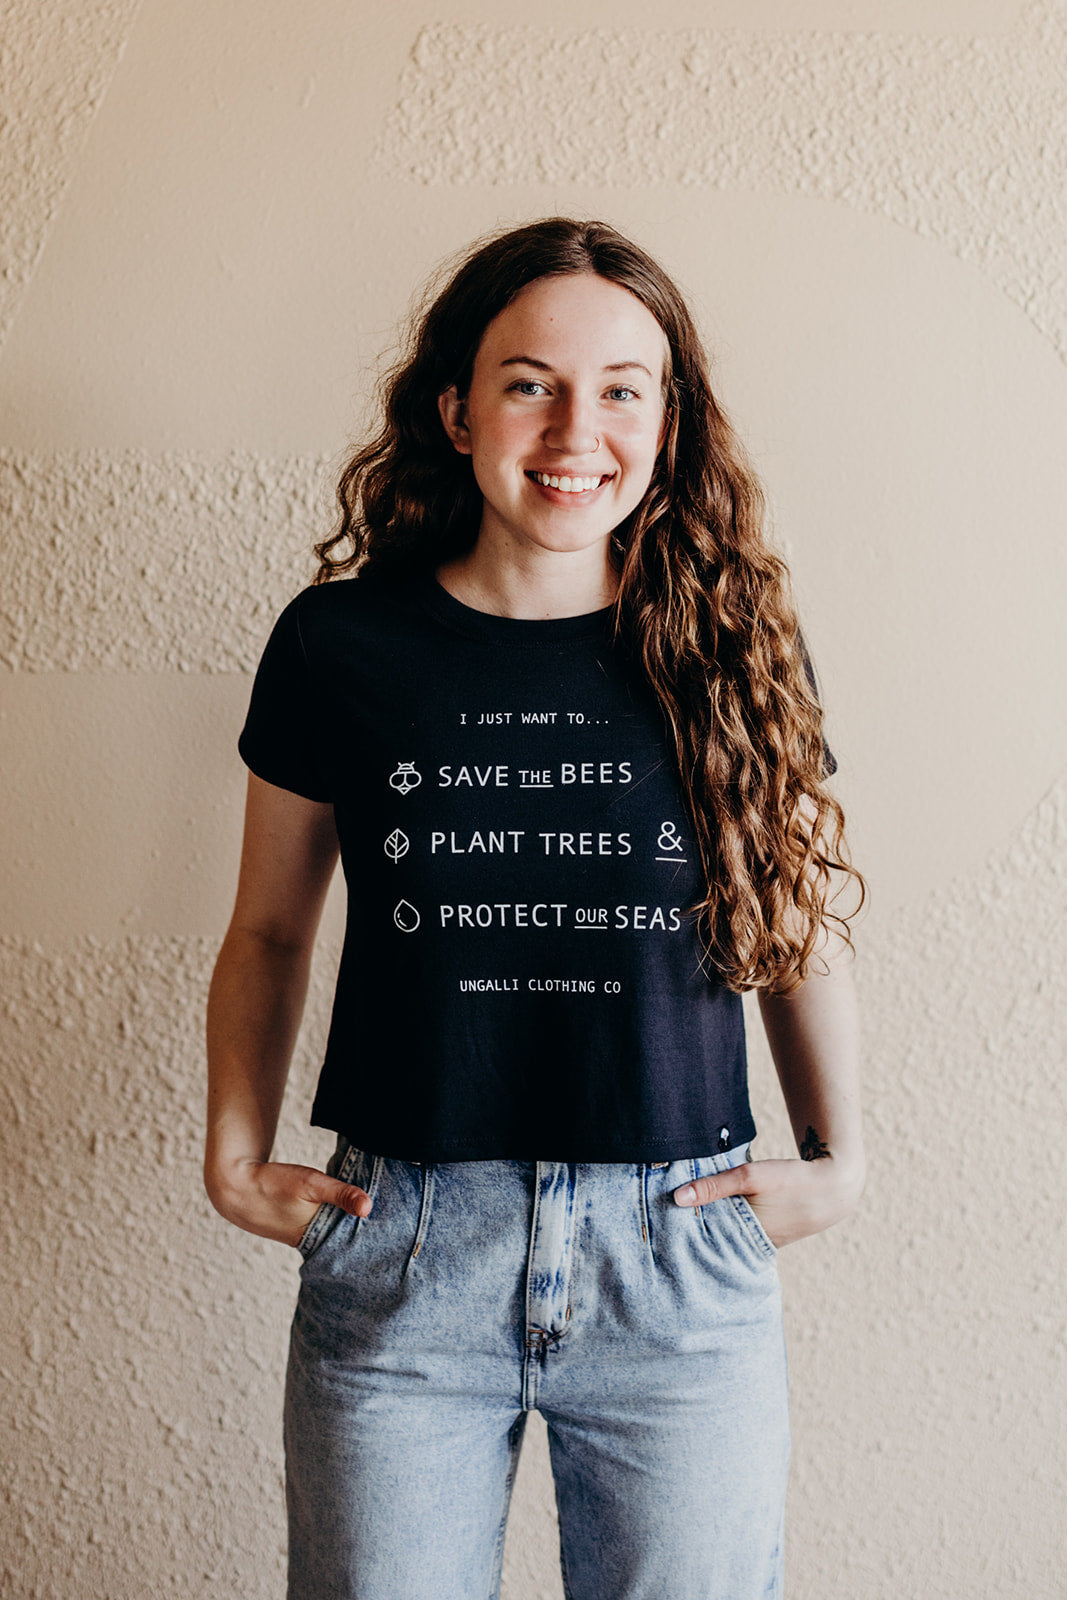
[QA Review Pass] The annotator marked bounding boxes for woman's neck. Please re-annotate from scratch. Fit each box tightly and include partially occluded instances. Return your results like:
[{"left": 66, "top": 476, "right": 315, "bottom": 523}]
[{"left": 436, "top": 538, "right": 617, "bottom": 621}]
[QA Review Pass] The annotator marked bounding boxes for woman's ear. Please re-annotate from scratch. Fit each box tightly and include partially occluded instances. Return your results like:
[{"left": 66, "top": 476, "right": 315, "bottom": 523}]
[{"left": 438, "top": 387, "right": 472, "bottom": 455}]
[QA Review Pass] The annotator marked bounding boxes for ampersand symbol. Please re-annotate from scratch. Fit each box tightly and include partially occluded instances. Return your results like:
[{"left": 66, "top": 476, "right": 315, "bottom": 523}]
[{"left": 657, "top": 821, "right": 684, "bottom": 854}]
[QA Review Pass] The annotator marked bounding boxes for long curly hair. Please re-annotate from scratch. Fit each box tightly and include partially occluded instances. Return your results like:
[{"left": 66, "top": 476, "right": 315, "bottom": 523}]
[{"left": 315, "top": 217, "right": 864, "bottom": 992}]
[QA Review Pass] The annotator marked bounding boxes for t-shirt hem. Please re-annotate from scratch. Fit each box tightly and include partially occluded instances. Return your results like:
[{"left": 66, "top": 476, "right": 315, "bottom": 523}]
[{"left": 311, "top": 1113, "right": 758, "bottom": 1166}]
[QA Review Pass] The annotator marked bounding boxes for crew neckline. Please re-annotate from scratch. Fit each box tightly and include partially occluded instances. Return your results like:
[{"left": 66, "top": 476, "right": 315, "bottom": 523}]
[{"left": 419, "top": 575, "right": 615, "bottom": 644}]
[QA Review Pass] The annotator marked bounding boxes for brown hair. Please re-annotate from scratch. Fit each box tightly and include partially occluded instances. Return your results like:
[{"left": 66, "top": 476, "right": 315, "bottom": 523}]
[{"left": 315, "top": 217, "right": 864, "bottom": 991}]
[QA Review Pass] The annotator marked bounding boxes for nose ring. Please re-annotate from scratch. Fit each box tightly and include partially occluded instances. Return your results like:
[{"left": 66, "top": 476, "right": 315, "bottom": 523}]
[{"left": 592, "top": 436, "right": 600, "bottom": 452}]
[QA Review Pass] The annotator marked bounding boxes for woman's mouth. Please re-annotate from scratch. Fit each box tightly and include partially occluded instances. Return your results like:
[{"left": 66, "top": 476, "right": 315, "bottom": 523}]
[{"left": 526, "top": 471, "right": 613, "bottom": 494}]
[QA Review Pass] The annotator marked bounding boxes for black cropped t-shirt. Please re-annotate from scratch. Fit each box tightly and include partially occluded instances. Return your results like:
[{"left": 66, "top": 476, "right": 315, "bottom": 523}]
[{"left": 239, "top": 572, "right": 759, "bottom": 1162}]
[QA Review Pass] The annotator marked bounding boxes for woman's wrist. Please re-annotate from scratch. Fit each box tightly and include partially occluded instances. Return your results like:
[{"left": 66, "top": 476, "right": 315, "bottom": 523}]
[
  {"left": 808, "top": 1145, "right": 866, "bottom": 1214},
  {"left": 794, "top": 1118, "right": 864, "bottom": 1173},
  {"left": 204, "top": 1145, "right": 269, "bottom": 1214}
]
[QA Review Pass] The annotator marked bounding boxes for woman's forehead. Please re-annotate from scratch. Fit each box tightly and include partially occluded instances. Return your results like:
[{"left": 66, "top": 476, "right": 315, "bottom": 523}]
[{"left": 476, "top": 273, "right": 669, "bottom": 375}]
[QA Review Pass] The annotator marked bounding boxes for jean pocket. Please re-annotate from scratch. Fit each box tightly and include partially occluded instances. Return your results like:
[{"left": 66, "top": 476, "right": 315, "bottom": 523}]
[
  {"left": 689, "top": 1151, "right": 778, "bottom": 1267},
  {"left": 727, "top": 1193, "right": 778, "bottom": 1260},
  {"left": 297, "top": 1141, "right": 379, "bottom": 1263}
]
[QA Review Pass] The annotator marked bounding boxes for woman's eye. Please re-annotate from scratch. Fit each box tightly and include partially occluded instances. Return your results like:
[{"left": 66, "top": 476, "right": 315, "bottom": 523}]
[
  {"left": 606, "top": 386, "right": 638, "bottom": 401},
  {"left": 510, "top": 380, "right": 547, "bottom": 396}
]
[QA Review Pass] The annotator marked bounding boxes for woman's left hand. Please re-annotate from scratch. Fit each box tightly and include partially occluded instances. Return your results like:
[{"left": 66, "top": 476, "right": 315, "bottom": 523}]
[{"left": 671, "top": 1154, "right": 865, "bottom": 1248}]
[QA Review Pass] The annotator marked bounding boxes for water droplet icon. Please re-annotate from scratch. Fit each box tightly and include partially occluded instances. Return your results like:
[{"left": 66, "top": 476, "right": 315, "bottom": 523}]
[
  {"left": 385, "top": 829, "right": 409, "bottom": 861},
  {"left": 394, "top": 900, "right": 420, "bottom": 933}
]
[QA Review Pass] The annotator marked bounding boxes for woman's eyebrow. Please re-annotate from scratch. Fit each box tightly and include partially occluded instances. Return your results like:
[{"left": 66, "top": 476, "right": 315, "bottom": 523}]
[{"left": 499, "top": 355, "right": 655, "bottom": 377}]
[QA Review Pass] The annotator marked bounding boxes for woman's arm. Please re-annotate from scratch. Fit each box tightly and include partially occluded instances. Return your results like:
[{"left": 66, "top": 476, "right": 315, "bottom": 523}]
[
  {"left": 204, "top": 773, "right": 372, "bottom": 1246},
  {"left": 673, "top": 931, "right": 865, "bottom": 1246}
]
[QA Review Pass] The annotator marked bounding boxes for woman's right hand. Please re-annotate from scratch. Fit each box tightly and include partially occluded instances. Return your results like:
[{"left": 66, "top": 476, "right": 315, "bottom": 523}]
[{"left": 207, "top": 1156, "right": 373, "bottom": 1249}]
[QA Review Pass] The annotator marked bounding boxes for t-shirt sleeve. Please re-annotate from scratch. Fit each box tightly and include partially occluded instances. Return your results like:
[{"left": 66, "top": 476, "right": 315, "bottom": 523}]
[
  {"left": 797, "top": 632, "right": 838, "bottom": 779},
  {"left": 238, "top": 596, "right": 333, "bottom": 801}
]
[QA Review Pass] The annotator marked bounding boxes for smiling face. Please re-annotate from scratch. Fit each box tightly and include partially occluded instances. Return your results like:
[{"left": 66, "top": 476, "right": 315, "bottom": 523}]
[{"left": 437, "top": 272, "right": 669, "bottom": 571}]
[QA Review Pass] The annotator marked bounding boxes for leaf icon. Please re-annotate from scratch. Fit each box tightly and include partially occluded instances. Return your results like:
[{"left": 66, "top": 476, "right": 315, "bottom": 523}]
[
  {"left": 385, "top": 829, "right": 409, "bottom": 861},
  {"left": 393, "top": 900, "right": 421, "bottom": 933}
]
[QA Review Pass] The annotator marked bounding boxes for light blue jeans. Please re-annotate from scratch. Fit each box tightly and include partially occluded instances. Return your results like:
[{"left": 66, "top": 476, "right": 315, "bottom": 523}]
[{"left": 285, "top": 1140, "right": 789, "bottom": 1599}]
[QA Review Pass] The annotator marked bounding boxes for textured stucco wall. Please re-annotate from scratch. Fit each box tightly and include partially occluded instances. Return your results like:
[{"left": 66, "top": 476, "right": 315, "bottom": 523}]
[
  {"left": 1, "top": 2, "right": 1064, "bottom": 1597},
  {"left": 378, "top": 8, "right": 1067, "bottom": 360},
  {"left": 0, "top": 0, "right": 144, "bottom": 350}
]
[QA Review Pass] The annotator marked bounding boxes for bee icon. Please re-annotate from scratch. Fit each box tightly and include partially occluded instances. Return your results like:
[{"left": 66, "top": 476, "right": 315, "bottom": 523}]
[{"left": 389, "top": 761, "right": 422, "bottom": 796}]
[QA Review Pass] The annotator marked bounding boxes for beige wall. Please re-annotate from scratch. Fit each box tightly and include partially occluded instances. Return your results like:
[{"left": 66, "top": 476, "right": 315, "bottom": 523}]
[{"left": 2, "top": 1, "right": 1064, "bottom": 1595}]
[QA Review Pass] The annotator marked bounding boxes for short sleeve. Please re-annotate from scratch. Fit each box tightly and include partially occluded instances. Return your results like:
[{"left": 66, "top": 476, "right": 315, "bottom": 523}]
[{"left": 238, "top": 596, "right": 333, "bottom": 801}]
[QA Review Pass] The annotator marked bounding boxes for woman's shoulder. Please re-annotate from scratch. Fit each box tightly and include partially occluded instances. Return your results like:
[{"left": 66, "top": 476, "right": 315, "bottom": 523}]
[{"left": 286, "top": 567, "right": 428, "bottom": 635}]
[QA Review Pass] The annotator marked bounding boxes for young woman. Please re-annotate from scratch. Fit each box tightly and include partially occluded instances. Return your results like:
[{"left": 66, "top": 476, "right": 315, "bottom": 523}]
[{"left": 205, "top": 217, "right": 865, "bottom": 1600}]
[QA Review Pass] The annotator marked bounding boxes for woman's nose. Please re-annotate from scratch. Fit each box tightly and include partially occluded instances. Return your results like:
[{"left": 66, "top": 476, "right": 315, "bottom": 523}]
[{"left": 543, "top": 396, "right": 599, "bottom": 456}]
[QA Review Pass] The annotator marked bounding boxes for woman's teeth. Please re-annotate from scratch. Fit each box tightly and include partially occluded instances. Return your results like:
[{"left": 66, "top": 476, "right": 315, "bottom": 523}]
[{"left": 530, "top": 473, "right": 604, "bottom": 493}]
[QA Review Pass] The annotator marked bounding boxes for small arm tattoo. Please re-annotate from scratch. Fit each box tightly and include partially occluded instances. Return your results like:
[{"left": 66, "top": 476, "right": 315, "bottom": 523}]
[{"left": 800, "top": 1125, "right": 831, "bottom": 1161}]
